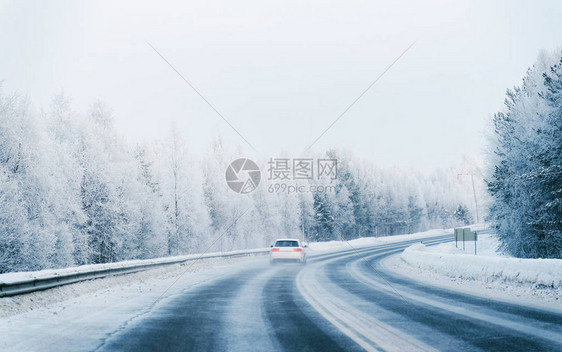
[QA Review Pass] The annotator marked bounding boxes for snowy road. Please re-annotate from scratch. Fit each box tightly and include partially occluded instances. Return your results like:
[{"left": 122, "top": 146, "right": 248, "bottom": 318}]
[
  {"left": 90, "top": 235, "right": 561, "bottom": 352},
  {"left": 3, "top": 235, "right": 561, "bottom": 352}
]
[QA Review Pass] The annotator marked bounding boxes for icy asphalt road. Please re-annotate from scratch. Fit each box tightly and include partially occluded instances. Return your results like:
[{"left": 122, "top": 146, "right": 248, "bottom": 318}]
[{"left": 93, "top": 236, "right": 562, "bottom": 352}]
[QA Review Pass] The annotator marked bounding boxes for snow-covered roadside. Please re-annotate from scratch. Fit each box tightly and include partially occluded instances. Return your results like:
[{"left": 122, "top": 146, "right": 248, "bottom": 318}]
[
  {"left": 402, "top": 242, "right": 562, "bottom": 289},
  {"left": 0, "top": 255, "right": 268, "bottom": 351},
  {"left": 382, "top": 233, "right": 561, "bottom": 310},
  {"left": 307, "top": 226, "right": 486, "bottom": 252},
  {"left": 0, "top": 248, "right": 268, "bottom": 285},
  {"left": 0, "top": 256, "right": 268, "bottom": 350},
  {"left": 0, "top": 254, "right": 261, "bottom": 318}
]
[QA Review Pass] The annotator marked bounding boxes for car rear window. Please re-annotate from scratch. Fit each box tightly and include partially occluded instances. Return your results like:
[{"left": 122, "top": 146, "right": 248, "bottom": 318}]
[{"left": 275, "top": 240, "right": 299, "bottom": 247}]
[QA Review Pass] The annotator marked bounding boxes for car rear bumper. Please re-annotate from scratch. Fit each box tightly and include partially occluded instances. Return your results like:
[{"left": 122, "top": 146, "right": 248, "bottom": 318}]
[
  {"left": 270, "top": 258, "right": 303, "bottom": 263},
  {"left": 270, "top": 252, "right": 305, "bottom": 263}
]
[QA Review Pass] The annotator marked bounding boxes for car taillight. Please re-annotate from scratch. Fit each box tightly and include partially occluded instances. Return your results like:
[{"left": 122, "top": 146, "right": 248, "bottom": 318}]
[
  {"left": 293, "top": 248, "right": 302, "bottom": 252},
  {"left": 271, "top": 248, "right": 280, "bottom": 252}
]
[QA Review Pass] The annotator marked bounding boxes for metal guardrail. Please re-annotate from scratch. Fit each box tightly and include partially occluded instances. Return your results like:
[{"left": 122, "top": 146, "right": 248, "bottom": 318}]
[{"left": 0, "top": 250, "right": 269, "bottom": 297}]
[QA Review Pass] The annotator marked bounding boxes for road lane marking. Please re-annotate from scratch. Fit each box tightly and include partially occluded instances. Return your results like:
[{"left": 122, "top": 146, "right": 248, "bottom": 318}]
[
  {"left": 350, "top": 253, "right": 562, "bottom": 346},
  {"left": 297, "top": 250, "right": 437, "bottom": 352}
]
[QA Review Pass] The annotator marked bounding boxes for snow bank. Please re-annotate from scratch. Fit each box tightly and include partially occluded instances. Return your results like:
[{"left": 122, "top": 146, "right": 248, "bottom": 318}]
[
  {"left": 308, "top": 228, "right": 457, "bottom": 252},
  {"left": 401, "top": 242, "right": 562, "bottom": 289}
]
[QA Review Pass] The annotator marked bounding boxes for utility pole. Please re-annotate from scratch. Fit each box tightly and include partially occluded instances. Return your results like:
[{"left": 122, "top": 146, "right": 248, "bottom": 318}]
[
  {"left": 302, "top": 211, "right": 306, "bottom": 243},
  {"left": 458, "top": 173, "right": 480, "bottom": 223}
]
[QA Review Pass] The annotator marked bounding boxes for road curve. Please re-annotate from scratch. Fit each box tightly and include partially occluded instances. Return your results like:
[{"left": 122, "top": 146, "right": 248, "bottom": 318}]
[{"left": 95, "top": 235, "right": 562, "bottom": 352}]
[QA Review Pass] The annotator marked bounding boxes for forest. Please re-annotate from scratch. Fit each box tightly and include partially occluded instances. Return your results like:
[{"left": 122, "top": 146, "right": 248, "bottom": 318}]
[{"left": 0, "top": 87, "right": 482, "bottom": 273}]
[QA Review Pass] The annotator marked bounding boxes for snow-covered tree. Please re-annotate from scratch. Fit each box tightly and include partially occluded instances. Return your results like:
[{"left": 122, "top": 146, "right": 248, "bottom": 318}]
[
  {"left": 454, "top": 204, "right": 473, "bottom": 225},
  {"left": 487, "top": 49, "right": 562, "bottom": 258},
  {"left": 0, "top": 85, "right": 490, "bottom": 273}
]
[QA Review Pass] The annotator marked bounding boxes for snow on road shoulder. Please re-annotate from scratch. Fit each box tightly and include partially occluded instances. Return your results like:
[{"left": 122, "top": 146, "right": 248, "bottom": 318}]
[
  {"left": 383, "top": 233, "right": 561, "bottom": 310},
  {"left": 307, "top": 227, "right": 459, "bottom": 252},
  {"left": 402, "top": 236, "right": 561, "bottom": 289},
  {"left": 0, "top": 255, "right": 268, "bottom": 352}
]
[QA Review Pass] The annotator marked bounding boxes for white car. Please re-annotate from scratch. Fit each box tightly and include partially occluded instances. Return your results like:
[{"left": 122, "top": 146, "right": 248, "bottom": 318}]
[{"left": 270, "top": 238, "right": 307, "bottom": 265}]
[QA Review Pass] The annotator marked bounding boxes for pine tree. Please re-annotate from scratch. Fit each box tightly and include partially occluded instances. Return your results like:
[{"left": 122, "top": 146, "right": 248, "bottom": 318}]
[
  {"left": 454, "top": 204, "right": 473, "bottom": 225},
  {"left": 487, "top": 50, "right": 562, "bottom": 258}
]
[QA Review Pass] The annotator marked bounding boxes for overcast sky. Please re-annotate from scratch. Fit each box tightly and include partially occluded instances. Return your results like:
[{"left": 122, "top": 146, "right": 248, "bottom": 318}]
[{"left": 1, "top": 0, "right": 560, "bottom": 171}]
